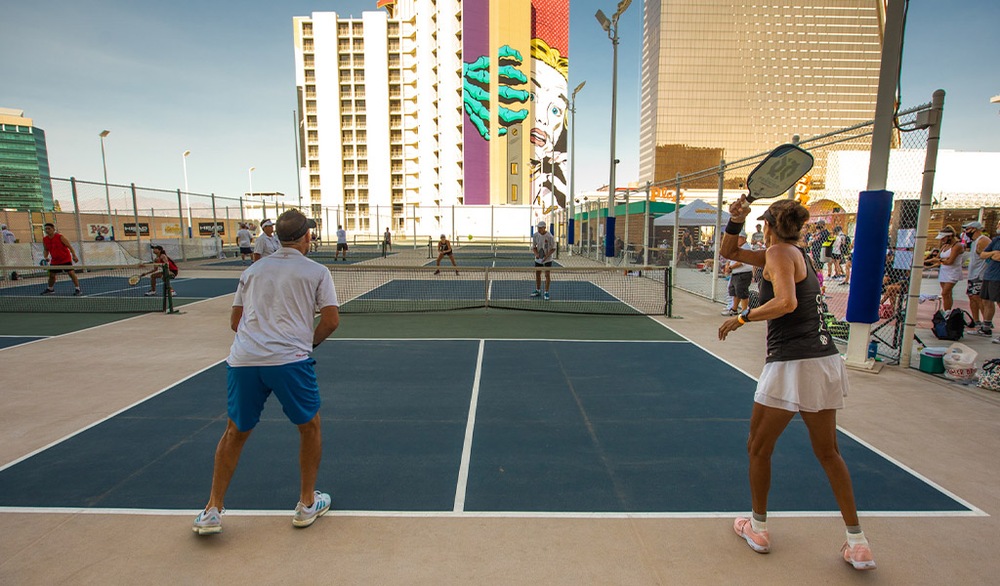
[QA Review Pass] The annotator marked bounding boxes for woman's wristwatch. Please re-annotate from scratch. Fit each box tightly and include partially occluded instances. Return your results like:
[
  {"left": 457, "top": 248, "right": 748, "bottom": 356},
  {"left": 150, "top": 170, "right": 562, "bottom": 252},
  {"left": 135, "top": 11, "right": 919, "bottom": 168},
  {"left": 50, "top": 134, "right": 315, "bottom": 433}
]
[{"left": 737, "top": 308, "right": 752, "bottom": 325}]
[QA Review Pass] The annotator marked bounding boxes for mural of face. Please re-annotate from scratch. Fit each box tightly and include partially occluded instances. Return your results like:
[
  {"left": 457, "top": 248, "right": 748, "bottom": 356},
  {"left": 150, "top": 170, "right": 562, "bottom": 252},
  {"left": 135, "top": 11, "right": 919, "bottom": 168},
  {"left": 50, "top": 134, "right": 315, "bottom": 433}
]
[{"left": 529, "top": 60, "right": 568, "bottom": 160}]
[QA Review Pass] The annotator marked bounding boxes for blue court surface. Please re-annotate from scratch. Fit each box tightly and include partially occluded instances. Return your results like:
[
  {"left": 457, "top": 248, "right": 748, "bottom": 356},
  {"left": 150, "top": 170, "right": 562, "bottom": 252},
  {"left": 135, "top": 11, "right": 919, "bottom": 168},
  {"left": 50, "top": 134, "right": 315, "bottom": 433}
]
[
  {"left": 0, "top": 275, "right": 238, "bottom": 301},
  {"left": 355, "top": 279, "right": 615, "bottom": 302},
  {"left": 0, "top": 338, "right": 975, "bottom": 516},
  {"left": 0, "top": 335, "right": 45, "bottom": 349},
  {"left": 424, "top": 259, "right": 562, "bottom": 268},
  {"left": 0, "top": 277, "right": 240, "bottom": 351},
  {"left": 204, "top": 253, "right": 386, "bottom": 267}
]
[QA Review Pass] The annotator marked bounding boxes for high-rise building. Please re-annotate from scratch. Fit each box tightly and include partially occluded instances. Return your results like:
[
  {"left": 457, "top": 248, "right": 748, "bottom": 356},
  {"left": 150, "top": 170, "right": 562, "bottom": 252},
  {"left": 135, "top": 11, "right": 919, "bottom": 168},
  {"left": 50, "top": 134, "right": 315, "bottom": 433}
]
[
  {"left": 0, "top": 108, "right": 54, "bottom": 211},
  {"left": 292, "top": 2, "right": 466, "bottom": 236},
  {"left": 292, "top": 1, "right": 569, "bottom": 237},
  {"left": 638, "top": 0, "right": 885, "bottom": 189}
]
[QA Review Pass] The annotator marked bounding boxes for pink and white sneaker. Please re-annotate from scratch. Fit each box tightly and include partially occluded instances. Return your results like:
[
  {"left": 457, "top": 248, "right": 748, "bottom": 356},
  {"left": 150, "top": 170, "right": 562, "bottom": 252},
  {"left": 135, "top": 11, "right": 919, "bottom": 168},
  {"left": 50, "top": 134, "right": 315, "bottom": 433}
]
[
  {"left": 841, "top": 541, "right": 877, "bottom": 570},
  {"left": 733, "top": 517, "right": 770, "bottom": 553}
]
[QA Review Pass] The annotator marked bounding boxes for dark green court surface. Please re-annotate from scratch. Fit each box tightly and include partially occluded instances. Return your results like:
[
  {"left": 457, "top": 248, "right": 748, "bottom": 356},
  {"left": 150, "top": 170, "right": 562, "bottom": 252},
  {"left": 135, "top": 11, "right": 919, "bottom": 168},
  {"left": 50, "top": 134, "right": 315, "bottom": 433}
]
[{"left": 333, "top": 310, "right": 682, "bottom": 341}]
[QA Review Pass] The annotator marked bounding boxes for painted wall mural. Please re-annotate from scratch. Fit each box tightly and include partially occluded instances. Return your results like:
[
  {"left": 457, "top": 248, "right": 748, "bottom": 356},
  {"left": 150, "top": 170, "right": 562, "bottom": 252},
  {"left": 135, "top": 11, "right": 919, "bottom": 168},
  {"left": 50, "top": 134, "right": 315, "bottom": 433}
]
[
  {"left": 461, "top": 0, "right": 568, "bottom": 208},
  {"left": 529, "top": 0, "right": 569, "bottom": 212}
]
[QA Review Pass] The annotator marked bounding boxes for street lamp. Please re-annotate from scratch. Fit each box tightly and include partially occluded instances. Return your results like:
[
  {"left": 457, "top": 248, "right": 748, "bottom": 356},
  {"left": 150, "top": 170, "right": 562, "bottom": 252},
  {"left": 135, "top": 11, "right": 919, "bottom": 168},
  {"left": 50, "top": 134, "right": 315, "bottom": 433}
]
[
  {"left": 182, "top": 150, "right": 191, "bottom": 237},
  {"left": 99, "top": 130, "right": 111, "bottom": 236},
  {"left": 248, "top": 166, "right": 256, "bottom": 219},
  {"left": 595, "top": 0, "right": 631, "bottom": 260},
  {"left": 568, "top": 80, "right": 585, "bottom": 253}
]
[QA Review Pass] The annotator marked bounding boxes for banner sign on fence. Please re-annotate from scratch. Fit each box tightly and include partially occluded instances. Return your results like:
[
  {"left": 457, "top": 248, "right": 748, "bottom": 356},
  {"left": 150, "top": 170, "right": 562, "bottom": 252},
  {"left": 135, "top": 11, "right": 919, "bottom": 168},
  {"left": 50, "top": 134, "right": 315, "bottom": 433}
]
[
  {"left": 123, "top": 223, "right": 150, "bottom": 236},
  {"left": 86, "top": 224, "right": 112, "bottom": 239},
  {"left": 199, "top": 222, "right": 225, "bottom": 236},
  {"left": 161, "top": 223, "right": 182, "bottom": 236}
]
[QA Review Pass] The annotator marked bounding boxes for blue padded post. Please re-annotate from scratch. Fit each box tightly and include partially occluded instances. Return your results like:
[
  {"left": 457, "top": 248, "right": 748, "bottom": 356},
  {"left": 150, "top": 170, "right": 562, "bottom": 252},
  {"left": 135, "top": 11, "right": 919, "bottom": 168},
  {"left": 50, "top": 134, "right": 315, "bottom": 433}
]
[{"left": 846, "top": 189, "right": 894, "bottom": 324}]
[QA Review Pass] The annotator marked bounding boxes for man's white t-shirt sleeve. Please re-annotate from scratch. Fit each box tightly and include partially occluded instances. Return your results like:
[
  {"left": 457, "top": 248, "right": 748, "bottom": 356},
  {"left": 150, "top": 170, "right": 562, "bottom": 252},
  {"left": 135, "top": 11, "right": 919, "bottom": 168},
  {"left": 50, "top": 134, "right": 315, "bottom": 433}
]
[
  {"left": 316, "top": 270, "right": 339, "bottom": 309},
  {"left": 253, "top": 239, "right": 265, "bottom": 254}
]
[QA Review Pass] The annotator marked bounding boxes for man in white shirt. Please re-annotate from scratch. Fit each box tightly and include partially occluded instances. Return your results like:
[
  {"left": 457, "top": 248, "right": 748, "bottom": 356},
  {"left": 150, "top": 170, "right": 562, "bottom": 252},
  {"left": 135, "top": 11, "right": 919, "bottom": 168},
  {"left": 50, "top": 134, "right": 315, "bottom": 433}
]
[
  {"left": 252, "top": 219, "right": 280, "bottom": 262},
  {"left": 335, "top": 225, "right": 348, "bottom": 261},
  {"left": 193, "top": 209, "right": 340, "bottom": 536},
  {"left": 1, "top": 224, "right": 15, "bottom": 244},
  {"left": 531, "top": 220, "right": 556, "bottom": 300},
  {"left": 722, "top": 232, "right": 754, "bottom": 316},
  {"left": 236, "top": 224, "right": 253, "bottom": 264}
]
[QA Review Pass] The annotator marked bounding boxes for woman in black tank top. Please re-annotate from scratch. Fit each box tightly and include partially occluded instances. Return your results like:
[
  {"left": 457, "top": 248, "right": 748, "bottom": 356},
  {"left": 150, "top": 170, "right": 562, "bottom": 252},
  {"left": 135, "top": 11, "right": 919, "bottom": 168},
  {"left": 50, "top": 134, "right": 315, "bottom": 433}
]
[{"left": 716, "top": 198, "right": 875, "bottom": 569}]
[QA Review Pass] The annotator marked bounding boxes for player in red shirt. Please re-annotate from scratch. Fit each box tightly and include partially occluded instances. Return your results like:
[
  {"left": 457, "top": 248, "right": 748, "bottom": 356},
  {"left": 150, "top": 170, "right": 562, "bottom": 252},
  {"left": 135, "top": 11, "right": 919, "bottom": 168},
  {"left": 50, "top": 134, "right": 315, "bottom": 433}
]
[{"left": 41, "top": 223, "right": 81, "bottom": 295}]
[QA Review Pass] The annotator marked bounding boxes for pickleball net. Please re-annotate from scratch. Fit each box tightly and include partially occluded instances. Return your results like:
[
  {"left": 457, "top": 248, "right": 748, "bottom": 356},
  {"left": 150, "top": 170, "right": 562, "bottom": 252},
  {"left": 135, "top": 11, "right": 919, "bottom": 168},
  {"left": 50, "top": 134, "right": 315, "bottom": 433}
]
[
  {"left": 332, "top": 265, "right": 671, "bottom": 315},
  {"left": 0, "top": 264, "right": 173, "bottom": 313},
  {"left": 426, "top": 240, "right": 548, "bottom": 260}
]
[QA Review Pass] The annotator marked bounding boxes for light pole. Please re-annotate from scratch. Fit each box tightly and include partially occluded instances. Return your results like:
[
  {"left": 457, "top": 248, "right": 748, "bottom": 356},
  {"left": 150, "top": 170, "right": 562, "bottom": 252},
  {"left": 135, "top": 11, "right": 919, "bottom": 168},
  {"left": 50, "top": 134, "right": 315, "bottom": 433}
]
[
  {"left": 568, "top": 81, "right": 585, "bottom": 254},
  {"left": 182, "top": 150, "right": 191, "bottom": 237},
  {"left": 99, "top": 130, "right": 111, "bottom": 236},
  {"left": 248, "top": 166, "right": 256, "bottom": 219},
  {"left": 595, "top": 0, "right": 631, "bottom": 260}
]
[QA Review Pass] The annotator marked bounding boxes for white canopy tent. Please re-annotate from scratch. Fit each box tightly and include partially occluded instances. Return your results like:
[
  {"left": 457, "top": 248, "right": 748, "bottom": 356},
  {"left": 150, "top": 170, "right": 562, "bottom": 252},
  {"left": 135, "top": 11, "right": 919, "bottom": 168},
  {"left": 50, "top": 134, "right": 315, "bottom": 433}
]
[{"left": 652, "top": 199, "right": 730, "bottom": 227}]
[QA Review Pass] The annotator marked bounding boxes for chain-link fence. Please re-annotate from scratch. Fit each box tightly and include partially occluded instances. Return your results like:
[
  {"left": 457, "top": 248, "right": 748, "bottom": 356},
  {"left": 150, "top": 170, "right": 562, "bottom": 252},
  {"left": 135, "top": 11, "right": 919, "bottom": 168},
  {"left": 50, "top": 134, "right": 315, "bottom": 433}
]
[
  {"left": 563, "top": 97, "right": 998, "bottom": 364},
  {"left": 0, "top": 179, "right": 249, "bottom": 265}
]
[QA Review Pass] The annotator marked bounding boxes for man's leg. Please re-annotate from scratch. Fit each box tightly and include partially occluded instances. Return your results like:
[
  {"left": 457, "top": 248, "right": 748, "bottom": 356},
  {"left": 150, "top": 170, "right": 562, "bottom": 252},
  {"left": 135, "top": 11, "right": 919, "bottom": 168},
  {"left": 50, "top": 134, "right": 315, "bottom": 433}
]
[
  {"left": 535, "top": 270, "right": 542, "bottom": 291},
  {"left": 297, "top": 414, "right": 322, "bottom": 506},
  {"left": 969, "top": 294, "right": 982, "bottom": 324},
  {"left": 544, "top": 270, "right": 551, "bottom": 292},
  {"left": 206, "top": 419, "right": 253, "bottom": 510}
]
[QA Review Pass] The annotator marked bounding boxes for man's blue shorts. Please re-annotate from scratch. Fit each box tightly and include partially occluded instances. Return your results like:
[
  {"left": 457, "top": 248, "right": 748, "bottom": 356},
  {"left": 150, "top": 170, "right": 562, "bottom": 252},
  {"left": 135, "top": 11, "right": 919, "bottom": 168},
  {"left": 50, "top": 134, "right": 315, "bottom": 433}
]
[{"left": 226, "top": 359, "right": 320, "bottom": 432}]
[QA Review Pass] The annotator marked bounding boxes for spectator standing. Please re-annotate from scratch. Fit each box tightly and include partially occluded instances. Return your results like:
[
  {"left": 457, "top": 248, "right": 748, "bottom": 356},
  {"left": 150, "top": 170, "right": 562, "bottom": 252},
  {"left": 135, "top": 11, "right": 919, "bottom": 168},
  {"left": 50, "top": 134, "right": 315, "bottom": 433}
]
[
  {"left": 977, "top": 219, "right": 1000, "bottom": 342},
  {"left": 383, "top": 227, "right": 392, "bottom": 252},
  {"left": 252, "top": 219, "right": 280, "bottom": 262},
  {"left": 236, "top": 224, "right": 253, "bottom": 264},
  {"left": 962, "top": 221, "right": 992, "bottom": 335},
  {"left": 1, "top": 224, "right": 16, "bottom": 243},
  {"left": 931, "top": 226, "right": 965, "bottom": 312},
  {"left": 721, "top": 232, "right": 754, "bottom": 316}
]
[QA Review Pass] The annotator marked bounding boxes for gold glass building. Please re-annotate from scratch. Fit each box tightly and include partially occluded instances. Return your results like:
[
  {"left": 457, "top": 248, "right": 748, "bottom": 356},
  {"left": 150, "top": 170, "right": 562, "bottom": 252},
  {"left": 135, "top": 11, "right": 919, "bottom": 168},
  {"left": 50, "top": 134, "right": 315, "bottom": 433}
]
[{"left": 639, "top": 0, "right": 885, "bottom": 188}]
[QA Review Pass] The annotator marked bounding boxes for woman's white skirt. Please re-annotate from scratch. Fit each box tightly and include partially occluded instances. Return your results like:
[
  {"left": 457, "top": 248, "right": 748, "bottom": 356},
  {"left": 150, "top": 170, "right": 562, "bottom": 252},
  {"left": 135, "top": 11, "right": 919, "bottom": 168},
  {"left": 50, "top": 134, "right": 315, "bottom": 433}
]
[{"left": 755, "top": 354, "right": 849, "bottom": 412}]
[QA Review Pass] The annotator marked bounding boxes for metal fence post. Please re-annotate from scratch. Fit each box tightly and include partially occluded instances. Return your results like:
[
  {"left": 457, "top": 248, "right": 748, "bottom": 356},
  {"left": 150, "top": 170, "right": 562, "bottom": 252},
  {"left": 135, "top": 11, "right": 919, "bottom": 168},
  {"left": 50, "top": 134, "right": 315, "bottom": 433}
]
[
  {"left": 643, "top": 182, "right": 651, "bottom": 265},
  {"left": 177, "top": 189, "right": 187, "bottom": 261},
  {"left": 900, "top": 90, "right": 946, "bottom": 368},
  {"left": 712, "top": 159, "right": 726, "bottom": 302},
  {"left": 672, "top": 173, "right": 681, "bottom": 284},
  {"left": 70, "top": 177, "right": 86, "bottom": 266},
  {"left": 211, "top": 193, "right": 219, "bottom": 257},
  {"left": 131, "top": 183, "right": 141, "bottom": 258}
]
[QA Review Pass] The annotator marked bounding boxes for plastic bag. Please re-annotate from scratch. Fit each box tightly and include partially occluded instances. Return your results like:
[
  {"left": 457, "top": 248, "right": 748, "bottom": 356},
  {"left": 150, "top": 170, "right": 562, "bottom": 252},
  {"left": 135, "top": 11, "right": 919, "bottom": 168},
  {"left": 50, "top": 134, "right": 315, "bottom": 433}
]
[{"left": 943, "top": 342, "right": 978, "bottom": 382}]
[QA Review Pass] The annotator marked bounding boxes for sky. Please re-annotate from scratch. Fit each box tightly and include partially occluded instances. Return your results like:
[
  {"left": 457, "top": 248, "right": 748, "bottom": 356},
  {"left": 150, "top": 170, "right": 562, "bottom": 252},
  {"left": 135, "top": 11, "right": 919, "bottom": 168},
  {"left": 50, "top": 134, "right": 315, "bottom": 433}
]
[{"left": 2, "top": 0, "right": 998, "bottom": 205}]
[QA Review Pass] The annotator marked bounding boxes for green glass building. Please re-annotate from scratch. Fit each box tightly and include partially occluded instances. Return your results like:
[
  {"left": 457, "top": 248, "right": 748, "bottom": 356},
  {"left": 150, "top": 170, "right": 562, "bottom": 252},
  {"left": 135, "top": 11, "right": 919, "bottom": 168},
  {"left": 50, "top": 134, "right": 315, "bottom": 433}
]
[{"left": 0, "top": 108, "right": 54, "bottom": 211}]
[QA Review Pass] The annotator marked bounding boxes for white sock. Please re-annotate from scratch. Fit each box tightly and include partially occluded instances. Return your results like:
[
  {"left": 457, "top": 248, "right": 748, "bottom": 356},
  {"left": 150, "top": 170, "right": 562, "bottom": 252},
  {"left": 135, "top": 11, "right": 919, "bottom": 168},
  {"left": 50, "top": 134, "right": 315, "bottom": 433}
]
[
  {"left": 750, "top": 517, "right": 767, "bottom": 533},
  {"left": 846, "top": 530, "right": 868, "bottom": 546}
]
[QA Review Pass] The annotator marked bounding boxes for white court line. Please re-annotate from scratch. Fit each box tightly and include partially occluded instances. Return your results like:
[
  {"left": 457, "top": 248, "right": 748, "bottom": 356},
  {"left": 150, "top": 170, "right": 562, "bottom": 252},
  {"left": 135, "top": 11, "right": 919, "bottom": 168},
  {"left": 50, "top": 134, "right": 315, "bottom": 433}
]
[
  {"left": 331, "top": 337, "right": 688, "bottom": 343},
  {"left": 0, "top": 359, "right": 226, "bottom": 474},
  {"left": 0, "top": 335, "right": 47, "bottom": 338},
  {"left": 0, "top": 507, "right": 983, "bottom": 519},
  {"left": 453, "top": 339, "right": 485, "bottom": 512}
]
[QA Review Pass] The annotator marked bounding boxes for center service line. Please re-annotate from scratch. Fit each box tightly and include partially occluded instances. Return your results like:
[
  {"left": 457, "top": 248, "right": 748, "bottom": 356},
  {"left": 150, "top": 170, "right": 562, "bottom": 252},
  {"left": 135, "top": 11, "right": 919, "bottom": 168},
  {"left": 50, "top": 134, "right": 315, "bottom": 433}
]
[{"left": 453, "top": 339, "right": 485, "bottom": 512}]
